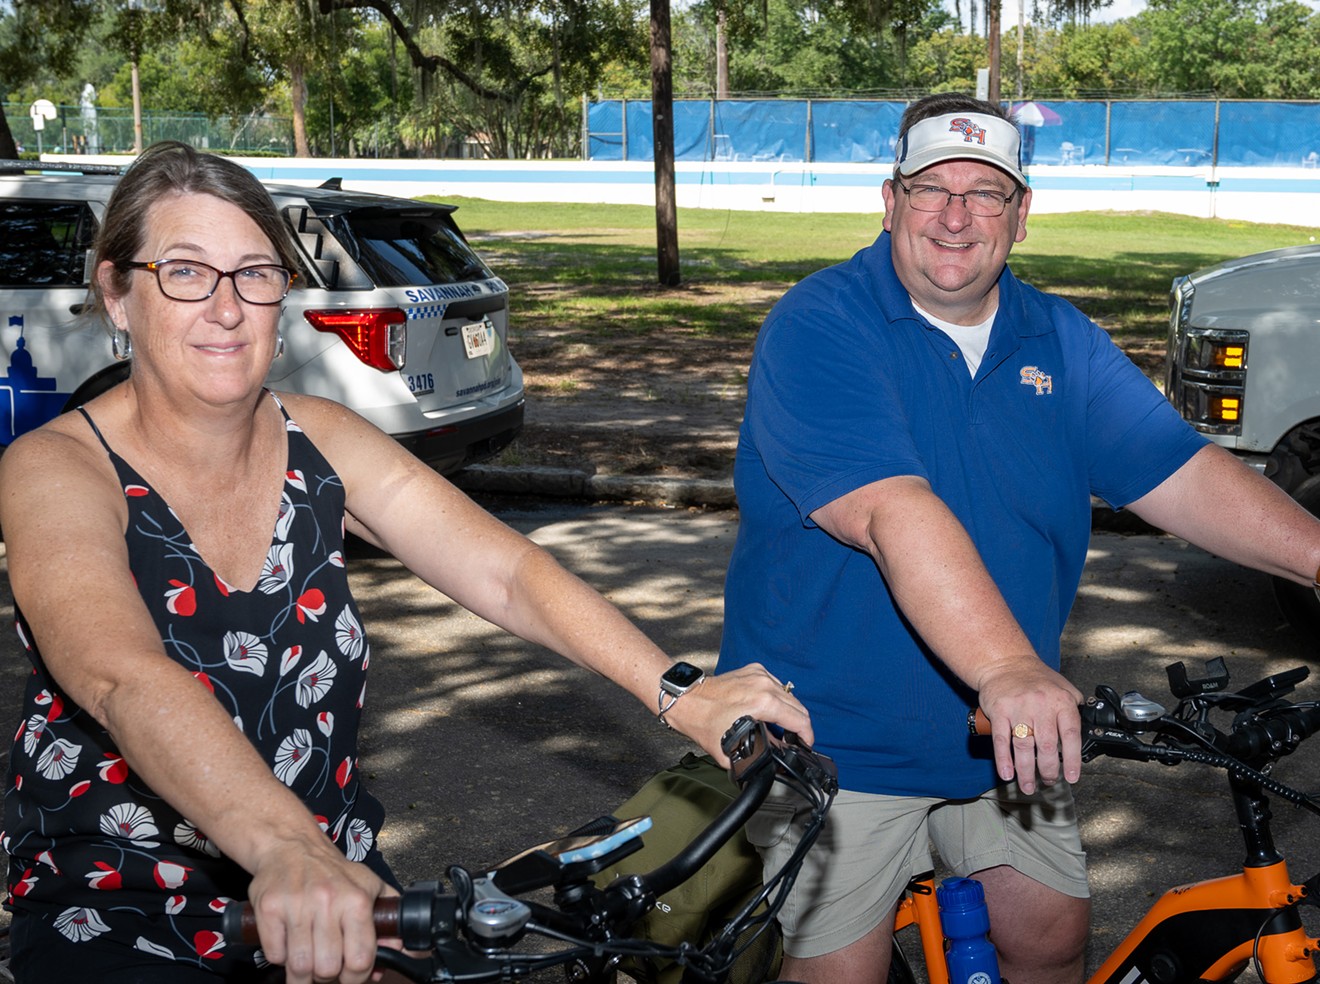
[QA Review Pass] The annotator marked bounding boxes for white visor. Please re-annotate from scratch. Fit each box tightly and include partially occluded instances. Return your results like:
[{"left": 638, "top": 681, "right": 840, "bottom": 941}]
[{"left": 895, "top": 112, "right": 1026, "bottom": 186}]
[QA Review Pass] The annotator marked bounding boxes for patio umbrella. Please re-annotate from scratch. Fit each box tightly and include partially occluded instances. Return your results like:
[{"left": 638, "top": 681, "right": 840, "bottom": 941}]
[{"left": 1011, "top": 101, "right": 1063, "bottom": 127}]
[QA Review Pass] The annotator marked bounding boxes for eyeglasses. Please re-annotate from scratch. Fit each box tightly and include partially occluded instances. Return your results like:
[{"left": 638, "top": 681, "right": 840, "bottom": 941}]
[
  {"left": 894, "top": 179, "right": 1017, "bottom": 217},
  {"left": 122, "top": 259, "right": 296, "bottom": 306}
]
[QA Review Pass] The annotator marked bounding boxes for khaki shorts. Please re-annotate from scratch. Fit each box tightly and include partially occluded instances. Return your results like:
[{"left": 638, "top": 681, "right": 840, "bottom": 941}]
[{"left": 745, "top": 780, "right": 1089, "bottom": 959}]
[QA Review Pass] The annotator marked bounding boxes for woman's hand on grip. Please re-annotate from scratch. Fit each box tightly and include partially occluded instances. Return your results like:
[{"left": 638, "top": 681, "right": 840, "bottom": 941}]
[
  {"left": 664, "top": 662, "right": 814, "bottom": 765},
  {"left": 247, "top": 835, "right": 392, "bottom": 984}
]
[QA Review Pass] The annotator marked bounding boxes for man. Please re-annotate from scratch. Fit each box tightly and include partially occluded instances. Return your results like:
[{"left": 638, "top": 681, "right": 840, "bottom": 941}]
[{"left": 717, "top": 92, "right": 1320, "bottom": 984}]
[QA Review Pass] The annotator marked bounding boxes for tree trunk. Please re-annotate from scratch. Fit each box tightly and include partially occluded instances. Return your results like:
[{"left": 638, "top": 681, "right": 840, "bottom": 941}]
[
  {"left": 291, "top": 61, "right": 311, "bottom": 157},
  {"left": 987, "top": 0, "right": 1001, "bottom": 104},
  {"left": 716, "top": 6, "right": 729, "bottom": 100},
  {"left": 0, "top": 110, "right": 19, "bottom": 160},
  {"left": 650, "top": 0, "right": 680, "bottom": 287}
]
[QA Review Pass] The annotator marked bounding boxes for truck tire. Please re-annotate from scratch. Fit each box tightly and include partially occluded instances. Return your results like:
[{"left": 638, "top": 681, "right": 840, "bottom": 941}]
[{"left": 1272, "top": 474, "right": 1320, "bottom": 637}]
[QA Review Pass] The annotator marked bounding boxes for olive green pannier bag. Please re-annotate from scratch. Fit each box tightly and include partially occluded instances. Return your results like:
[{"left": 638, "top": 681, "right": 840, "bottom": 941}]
[{"left": 591, "top": 752, "right": 782, "bottom": 984}]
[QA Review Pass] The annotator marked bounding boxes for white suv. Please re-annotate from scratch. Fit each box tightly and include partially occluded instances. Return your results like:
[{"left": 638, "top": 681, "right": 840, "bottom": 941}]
[{"left": 0, "top": 160, "right": 523, "bottom": 473}]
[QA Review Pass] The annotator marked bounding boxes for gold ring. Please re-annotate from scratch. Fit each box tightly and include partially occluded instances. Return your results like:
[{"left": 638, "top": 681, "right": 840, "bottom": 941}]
[
  {"left": 783, "top": 681, "right": 795, "bottom": 694},
  {"left": 1013, "top": 722, "right": 1034, "bottom": 740}
]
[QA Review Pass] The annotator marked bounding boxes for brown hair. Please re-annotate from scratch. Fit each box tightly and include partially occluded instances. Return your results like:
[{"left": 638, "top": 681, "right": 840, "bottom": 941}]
[{"left": 91, "top": 141, "right": 299, "bottom": 314}]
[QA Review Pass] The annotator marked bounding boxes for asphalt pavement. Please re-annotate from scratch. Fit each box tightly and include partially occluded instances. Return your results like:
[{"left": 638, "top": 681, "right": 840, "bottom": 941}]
[{"left": 0, "top": 497, "right": 1317, "bottom": 979}]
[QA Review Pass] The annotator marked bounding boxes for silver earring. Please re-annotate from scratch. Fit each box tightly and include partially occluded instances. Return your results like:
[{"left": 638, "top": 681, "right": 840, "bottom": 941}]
[
  {"left": 112, "top": 325, "right": 132, "bottom": 361},
  {"left": 274, "top": 329, "right": 285, "bottom": 359}
]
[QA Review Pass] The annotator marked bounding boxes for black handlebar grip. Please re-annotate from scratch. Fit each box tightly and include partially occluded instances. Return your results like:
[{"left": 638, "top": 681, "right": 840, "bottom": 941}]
[
  {"left": 1225, "top": 704, "right": 1320, "bottom": 762},
  {"left": 221, "top": 897, "right": 405, "bottom": 946}
]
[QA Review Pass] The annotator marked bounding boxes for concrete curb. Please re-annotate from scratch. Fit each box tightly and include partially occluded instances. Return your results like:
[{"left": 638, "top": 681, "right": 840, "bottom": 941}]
[{"left": 452, "top": 464, "right": 1159, "bottom": 533}]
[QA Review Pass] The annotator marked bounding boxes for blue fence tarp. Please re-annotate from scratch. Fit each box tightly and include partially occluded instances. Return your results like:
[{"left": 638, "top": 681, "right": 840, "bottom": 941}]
[{"left": 587, "top": 99, "right": 1320, "bottom": 168}]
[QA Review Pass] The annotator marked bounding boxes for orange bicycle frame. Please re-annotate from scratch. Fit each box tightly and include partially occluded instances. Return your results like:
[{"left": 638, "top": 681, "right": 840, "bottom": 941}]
[{"left": 893, "top": 861, "right": 1320, "bottom": 984}]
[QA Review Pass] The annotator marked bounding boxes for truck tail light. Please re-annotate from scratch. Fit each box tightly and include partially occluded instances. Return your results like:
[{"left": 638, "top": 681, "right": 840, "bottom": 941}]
[{"left": 304, "top": 309, "right": 407, "bottom": 371}]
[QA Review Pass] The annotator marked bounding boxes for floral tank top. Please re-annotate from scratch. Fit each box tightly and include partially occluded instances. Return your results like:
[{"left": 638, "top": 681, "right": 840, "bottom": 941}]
[{"left": 2, "top": 394, "right": 386, "bottom": 974}]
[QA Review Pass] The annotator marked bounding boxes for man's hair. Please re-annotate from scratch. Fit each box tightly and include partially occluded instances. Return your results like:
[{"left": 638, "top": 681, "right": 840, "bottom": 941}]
[{"left": 898, "top": 94, "right": 1013, "bottom": 141}]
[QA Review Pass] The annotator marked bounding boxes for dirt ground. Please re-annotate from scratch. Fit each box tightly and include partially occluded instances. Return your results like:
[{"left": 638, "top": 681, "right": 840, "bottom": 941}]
[{"left": 498, "top": 280, "right": 1168, "bottom": 482}]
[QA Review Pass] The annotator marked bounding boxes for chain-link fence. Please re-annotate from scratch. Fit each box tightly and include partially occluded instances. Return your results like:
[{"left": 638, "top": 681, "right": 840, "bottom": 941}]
[{"left": 4, "top": 104, "right": 293, "bottom": 156}]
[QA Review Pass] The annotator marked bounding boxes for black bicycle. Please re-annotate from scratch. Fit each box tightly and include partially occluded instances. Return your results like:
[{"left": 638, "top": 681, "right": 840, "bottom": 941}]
[{"left": 223, "top": 716, "right": 838, "bottom": 983}]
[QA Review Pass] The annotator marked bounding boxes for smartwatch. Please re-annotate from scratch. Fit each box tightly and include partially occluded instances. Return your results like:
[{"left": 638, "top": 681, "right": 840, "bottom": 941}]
[{"left": 657, "top": 661, "right": 706, "bottom": 729}]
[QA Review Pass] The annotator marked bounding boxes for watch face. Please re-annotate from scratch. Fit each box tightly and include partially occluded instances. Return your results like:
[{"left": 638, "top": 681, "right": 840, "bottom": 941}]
[{"left": 661, "top": 661, "right": 705, "bottom": 693}]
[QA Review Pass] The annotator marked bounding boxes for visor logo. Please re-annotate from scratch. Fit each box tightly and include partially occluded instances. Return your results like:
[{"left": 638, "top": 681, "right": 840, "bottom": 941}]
[{"left": 949, "top": 118, "right": 988, "bottom": 145}]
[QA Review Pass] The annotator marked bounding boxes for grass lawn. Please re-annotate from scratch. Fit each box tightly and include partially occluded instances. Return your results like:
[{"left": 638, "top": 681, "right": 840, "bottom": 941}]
[{"left": 441, "top": 196, "right": 1317, "bottom": 351}]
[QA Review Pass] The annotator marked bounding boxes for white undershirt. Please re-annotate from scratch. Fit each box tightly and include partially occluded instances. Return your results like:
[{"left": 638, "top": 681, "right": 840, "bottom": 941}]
[{"left": 912, "top": 301, "right": 997, "bottom": 378}]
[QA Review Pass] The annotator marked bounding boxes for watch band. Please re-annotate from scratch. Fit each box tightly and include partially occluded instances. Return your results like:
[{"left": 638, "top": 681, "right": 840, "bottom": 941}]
[{"left": 658, "top": 690, "right": 681, "bottom": 729}]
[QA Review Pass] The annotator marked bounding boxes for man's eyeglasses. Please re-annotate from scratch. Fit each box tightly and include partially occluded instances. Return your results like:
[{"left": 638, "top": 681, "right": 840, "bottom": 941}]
[
  {"left": 122, "top": 259, "right": 296, "bottom": 306},
  {"left": 893, "top": 179, "right": 1017, "bottom": 217}
]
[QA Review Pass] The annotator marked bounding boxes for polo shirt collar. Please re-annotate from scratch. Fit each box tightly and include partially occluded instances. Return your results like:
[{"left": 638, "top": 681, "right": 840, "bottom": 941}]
[{"left": 869, "top": 231, "right": 1050, "bottom": 342}]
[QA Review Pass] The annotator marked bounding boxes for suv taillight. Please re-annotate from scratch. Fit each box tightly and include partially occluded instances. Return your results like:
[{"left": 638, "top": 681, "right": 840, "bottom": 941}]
[{"left": 304, "top": 309, "right": 407, "bottom": 371}]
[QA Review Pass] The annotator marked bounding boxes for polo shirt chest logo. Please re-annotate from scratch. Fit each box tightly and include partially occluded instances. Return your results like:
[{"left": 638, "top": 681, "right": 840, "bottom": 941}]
[{"left": 1019, "top": 365, "right": 1054, "bottom": 395}]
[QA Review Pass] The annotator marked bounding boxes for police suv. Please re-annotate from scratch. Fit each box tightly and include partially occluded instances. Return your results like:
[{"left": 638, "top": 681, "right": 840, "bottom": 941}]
[{"left": 0, "top": 160, "right": 523, "bottom": 474}]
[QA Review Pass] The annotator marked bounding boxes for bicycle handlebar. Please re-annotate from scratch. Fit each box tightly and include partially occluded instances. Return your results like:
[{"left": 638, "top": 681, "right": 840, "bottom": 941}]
[
  {"left": 967, "top": 659, "right": 1320, "bottom": 811},
  {"left": 221, "top": 717, "right": 838, "bottom": 983}
]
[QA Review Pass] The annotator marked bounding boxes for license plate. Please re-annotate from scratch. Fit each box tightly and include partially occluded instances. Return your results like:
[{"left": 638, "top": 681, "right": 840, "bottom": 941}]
[{"left": 461, "top": 320, "right": 494, "bottom": 360}]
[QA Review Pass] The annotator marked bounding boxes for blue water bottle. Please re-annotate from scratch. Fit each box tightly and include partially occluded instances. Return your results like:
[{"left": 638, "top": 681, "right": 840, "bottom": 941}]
[{"left": 936, "top": 876, "right": 1002, "bottom": 984}]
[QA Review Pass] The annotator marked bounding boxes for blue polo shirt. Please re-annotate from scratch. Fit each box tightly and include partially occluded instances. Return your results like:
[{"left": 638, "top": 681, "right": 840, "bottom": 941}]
[{"left": 718, "top": 232, "right": 1206, "bottom": 797}]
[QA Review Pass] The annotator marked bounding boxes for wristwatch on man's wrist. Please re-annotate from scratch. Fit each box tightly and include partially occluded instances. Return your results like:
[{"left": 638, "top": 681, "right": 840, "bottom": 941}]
[{"left": 657, "top": 661, "right": 706, "bottom": 729}]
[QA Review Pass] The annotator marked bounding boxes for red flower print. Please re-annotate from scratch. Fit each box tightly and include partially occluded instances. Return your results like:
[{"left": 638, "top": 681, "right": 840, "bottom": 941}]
[
  {"left": 98, "top": 754, "right": 128, "bottom": 784},
  {"left": 279, "top": 645, "right": 302, "bottom": 677},
  {"left": 285, "top": 469, "right": 306, "bottom": 492},
  {"left": 70, "top": 780, "right": 91, "bottom": 798},
  {"left": 193, "top": 672, "right": 215, "bottom": 694},
  {"left": 166, "top": 895, "right": 185, "bottom": 915},
  {"left": 295, "top": 588, "right": 326, "bottom": 624},
  {"left": 335, "top": 757, "right": 353, "bottom": 789},
  {"left": 39, "top": 692, "right": 63, "bottom": 722},
  {"left": 12, "top": 868, "right": 37, "bottom": 897},
  {"left": 153, "top": 860, "right": 192, "bottom": 889},
  {"left": 125, "top": 484, "right": 149, "bottom": 497},
  {"left": 194, "top": 929, "right": 226, "bottom": 960},
  {"left": 214, "top": 573, "right": 233, "bottom": 597},
  {"left": 86, "top": 861, "right": 122, "bottom": 891},
  {"left": 36, "top": 849, "right": 60, "bottom": 874},
  {"left": 165, "top": 580, "right": 197, "bottom": 617}
]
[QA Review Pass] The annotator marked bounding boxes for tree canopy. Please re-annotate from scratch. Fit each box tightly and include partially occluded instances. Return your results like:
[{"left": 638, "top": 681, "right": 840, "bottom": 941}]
[{"left": 2, "top": 0, "right": 1319, "bottom": 160}]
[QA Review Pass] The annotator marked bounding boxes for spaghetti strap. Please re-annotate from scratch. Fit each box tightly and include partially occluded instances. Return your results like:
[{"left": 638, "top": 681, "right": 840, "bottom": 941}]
[{"left": 75, "top": 406, "right": 114, "bottom": 455}]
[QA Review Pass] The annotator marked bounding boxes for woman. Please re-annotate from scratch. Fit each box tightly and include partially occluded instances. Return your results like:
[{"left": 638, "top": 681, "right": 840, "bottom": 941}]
[{"left": 0, "top": 141, "right": 810, "bottom": 984}]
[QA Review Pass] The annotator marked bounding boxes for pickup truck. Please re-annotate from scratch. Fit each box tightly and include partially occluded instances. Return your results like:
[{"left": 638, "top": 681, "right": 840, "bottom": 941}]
[{"left": 1166, "top": 244, "right": 1320, "bottom": 637}]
